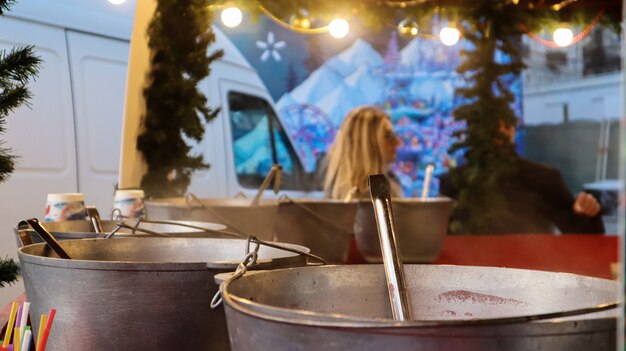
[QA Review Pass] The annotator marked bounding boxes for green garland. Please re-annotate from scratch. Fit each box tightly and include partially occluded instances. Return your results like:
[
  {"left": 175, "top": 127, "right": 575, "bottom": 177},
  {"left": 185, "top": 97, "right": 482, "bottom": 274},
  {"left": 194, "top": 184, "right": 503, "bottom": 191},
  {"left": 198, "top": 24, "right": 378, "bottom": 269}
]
[
  {"left": 138, "top": 0, "right": 223, "bottom": 198},
  {"left": 0, "top": 0, "right": 40, "bottom": 287}
]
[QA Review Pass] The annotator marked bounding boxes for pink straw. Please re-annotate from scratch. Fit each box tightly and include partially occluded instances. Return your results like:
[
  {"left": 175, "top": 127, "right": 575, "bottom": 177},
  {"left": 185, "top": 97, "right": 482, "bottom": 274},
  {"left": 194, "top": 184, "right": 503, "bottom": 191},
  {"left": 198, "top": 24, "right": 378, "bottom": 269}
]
[{"left": 38, "top": 309, "right": 56, "bottom": 351}]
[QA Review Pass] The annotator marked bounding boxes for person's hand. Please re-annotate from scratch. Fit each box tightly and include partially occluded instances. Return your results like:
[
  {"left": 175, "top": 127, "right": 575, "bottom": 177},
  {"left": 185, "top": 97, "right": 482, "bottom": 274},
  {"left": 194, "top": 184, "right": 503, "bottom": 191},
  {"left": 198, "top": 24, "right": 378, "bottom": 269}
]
[{"left": 572, "top": 192, "right": 601, "bottom": 217}]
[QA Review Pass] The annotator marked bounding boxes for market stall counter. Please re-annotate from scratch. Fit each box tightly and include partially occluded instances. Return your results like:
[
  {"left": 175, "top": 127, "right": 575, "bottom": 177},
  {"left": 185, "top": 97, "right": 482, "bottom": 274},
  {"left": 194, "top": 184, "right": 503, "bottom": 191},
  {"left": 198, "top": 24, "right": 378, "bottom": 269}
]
[{"left": 347, "top": 234, "right": 618, "bottom": 279}]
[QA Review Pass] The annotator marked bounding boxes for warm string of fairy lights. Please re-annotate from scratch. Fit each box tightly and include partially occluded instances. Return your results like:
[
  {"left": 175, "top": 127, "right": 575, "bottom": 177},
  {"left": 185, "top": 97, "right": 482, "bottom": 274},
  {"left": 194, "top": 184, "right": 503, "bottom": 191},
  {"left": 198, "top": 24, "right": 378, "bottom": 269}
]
[
  {"left": 217, "top": 2, "right": 605, "bottom": 47},
  {"left": 257, "top": 4, "right": 329, "bottom": 34},
  {"left": 520, "top": 9, "right": 604, "bottom": 48}
]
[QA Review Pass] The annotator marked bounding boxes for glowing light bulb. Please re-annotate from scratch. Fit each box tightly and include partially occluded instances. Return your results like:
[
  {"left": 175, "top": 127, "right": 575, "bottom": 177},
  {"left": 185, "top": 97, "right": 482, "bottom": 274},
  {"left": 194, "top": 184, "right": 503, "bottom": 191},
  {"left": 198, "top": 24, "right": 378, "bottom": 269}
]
[
  {"left": 439, "top": 27, "right": 460, "bottom": 46},
  {"left": 553, "top": 27, "right": 574, "bottom": 47},
  {"left": 328, "top": 18, "right": 349, "bottom": 39},
  {"left": 108, "top": 0, "right": 125, "bottom": 4},
  {"left": 221, "top": 7, "right": 242, "bottom": 28}
]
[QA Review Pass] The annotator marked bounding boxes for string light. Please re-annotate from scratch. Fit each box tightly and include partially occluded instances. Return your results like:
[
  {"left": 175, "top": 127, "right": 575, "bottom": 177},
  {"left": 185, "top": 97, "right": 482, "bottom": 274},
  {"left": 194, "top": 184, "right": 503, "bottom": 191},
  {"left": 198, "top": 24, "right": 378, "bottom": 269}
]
[
  {"left": 289, "top": 9, "right": 312, "bottom": 30},
  {"left": 221, "top": 7, "right": 243, "bottom": 28},
  {"left": 553, "top": 27, "right": 574, "bottom": 47},
  {"left": 520, "top": 9, "right": 604, "bottom": 48},
  {"left": 439, "top": 26, "right": 460, "bottom": 46},
  {"left": 213, "top": 2, "right": 602, "bottom": 50},
  {"left": 384, "top": 0, "right": 429, "bottom": 8},
  {"left": 397, "top": 18, "right": 419, "bottom": 37},
  {"left": 258, "top": 5, "right": 329, "bottom": 34},
  {"left": 328, "top": 18, "right": 350, "bottom": 39}
]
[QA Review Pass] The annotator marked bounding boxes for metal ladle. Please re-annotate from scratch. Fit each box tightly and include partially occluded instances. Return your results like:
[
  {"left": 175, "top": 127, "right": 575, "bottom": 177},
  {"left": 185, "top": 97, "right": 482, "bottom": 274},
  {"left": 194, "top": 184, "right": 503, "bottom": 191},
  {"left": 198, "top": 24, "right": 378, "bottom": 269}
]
[
  {"left": 250, "top": 164, "right": 282, "bottom": 206},
  {"left": 368, "top": 174, "right": 411, "bottom": 321},
  {"left": 18, "top": 218, "right": 73, "bottom": 259}
]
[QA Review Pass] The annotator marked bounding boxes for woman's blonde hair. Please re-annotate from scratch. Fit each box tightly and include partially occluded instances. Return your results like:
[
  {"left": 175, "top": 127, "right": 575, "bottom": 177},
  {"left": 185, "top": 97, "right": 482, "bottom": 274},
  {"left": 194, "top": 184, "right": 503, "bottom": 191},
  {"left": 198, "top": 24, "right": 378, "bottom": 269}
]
[{"left": 324, "top": 106, "right": 392, "bottom": 199}]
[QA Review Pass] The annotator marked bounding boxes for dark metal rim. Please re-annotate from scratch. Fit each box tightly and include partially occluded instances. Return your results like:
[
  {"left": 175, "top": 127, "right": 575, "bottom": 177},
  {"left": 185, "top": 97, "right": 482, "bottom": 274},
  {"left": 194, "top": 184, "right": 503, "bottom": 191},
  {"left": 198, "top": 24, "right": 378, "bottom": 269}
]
[
  {"left": 220, "top": 265, "right": 621, "bottom": 329},
  {"left": 17, "top": 238, "right": 311, "bottom": 270},
  {"left": 223, "top": 289, "right": 619, "bottom": 329}
]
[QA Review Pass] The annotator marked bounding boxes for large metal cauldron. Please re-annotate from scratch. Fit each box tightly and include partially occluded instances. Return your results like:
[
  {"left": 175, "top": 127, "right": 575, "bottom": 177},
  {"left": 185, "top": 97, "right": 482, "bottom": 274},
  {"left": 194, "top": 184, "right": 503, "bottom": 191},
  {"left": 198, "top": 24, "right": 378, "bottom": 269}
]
[
  {"left": 146, "top": 197, "right": 278, "bottom": 241},
  {"left": 18, "top": 237, "right": 309, "bottom": 351},
  {"left": 221, "top": 265, "right": 620, "bottom": 351},
  {"left": 274, "top": 198, "right": 357, "bottom": 263},
  {"left": 354, "top": 197, "right": 452, "bottom": 262},
  {"left": 13, "top": 219, "right": 228, "bottom": 247}
]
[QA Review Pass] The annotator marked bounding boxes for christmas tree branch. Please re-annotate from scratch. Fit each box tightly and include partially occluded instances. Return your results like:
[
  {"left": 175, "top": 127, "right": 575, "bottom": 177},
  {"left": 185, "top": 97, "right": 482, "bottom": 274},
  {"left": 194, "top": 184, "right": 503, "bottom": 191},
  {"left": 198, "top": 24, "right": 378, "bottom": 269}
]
[
  {"left": 0, "top": 86, "right": 30, "bottom": 118},
  {"left": 0, "top": 46, "right": 41, "bottom": 85},
  {"left": 0, "top": 0, "right": 15, "bottom": 16},
  {"left": 0, "top": 256, "right": 19, "bottom": 288}
]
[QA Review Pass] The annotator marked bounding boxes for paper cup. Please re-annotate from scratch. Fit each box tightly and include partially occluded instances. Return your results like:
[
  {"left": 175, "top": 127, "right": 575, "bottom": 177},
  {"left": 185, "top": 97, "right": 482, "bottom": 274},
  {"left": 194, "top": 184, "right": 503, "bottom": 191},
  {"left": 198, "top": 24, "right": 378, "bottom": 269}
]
[
  {"left": 114, "top": 189, "right": 146, "bottom": 219},
  {"left": 44, "top": 193, "right": 87, "bottom": 222}
]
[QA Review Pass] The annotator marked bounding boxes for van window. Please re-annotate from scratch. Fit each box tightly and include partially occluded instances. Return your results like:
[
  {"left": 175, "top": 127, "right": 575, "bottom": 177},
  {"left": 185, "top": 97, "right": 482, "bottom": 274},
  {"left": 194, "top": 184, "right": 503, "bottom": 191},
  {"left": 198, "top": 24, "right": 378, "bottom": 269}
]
[{"left": 228, "top": 92, "right": 308, "bottom": 190}]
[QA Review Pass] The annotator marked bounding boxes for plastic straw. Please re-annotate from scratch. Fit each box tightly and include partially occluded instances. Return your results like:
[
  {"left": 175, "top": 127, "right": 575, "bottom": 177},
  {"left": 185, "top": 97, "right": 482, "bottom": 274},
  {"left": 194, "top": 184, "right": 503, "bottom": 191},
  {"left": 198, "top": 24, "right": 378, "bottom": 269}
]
[
  {"left": 14, "top": 306, "right": 22, "bottom": 330},
  {"left": 21, "top": 330, "right": 31, "bottom": 351},
  {"left": 35, "top": 315, "right": 46, "bottom": 351},
  {"left": 421, "top": 164, "right": 434, "bottom": 200},
  {"left": 19, "top": 303, "right": 30, "bottom": 330},
  {"left": 7, "top": 344, "right": 13, "bottom": 351},
  {"left": 3, "top": 302, "right": 18, "bottom": 347},
  {"left": 12, "top": 329, "right": 19, "bottom": 351},
  {"left": 38, "top": 309, "right": 56, "bottom": 351}
]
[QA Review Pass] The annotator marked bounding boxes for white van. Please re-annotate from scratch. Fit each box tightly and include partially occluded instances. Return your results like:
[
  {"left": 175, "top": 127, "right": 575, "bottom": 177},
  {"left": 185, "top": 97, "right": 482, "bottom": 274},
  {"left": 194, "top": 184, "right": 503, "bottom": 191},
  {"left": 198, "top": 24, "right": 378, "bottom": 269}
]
[{"left": 0, "top": 0, "right": 315, "bottom": 262}]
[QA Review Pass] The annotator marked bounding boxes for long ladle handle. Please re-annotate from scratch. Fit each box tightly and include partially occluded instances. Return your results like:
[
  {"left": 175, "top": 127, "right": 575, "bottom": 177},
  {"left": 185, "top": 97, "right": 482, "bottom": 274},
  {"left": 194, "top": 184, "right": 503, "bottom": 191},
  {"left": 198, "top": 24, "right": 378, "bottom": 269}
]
[
  {"left": 369, "top": 174, "right": 411, "bottom": 321},
  {"left": 18, "top": 218, "right": 73, "bottom": 259},
  {"left": 86, "top": 206, "right": 104, "bottom": 233},
  {"left": 250, "top": 164, "right": 282, "bottom": 206}
]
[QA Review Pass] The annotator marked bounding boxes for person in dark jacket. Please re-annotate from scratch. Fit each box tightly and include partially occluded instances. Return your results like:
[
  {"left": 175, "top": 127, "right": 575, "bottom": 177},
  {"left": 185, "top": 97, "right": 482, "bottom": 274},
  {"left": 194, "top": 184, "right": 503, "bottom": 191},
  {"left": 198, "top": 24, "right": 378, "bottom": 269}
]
[{"left": 439, "top": 123, "right": 603, "bottom": 234}]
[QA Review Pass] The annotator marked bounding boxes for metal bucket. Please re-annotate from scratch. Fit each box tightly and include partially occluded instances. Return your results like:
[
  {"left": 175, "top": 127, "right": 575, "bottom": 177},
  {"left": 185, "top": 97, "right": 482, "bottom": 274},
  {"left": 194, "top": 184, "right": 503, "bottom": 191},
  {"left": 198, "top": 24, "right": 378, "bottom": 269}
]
[
  {"left": 221, "top": 264, "right": 620, "bottom": 351},
  {"left": 13, "top": 219, "right": 228, "bottom": 247},
  {"left": 18, "top": 237, "right": 309, "bottom": 351},
  {"left": 354, "top": 197, "right": 452, "bottom": 263},
  {"left": 274, "top": 198, "right": 357, "bottom": 263},
  {"left": 145, "top": 197, "right": 278, "bottom": 241}
]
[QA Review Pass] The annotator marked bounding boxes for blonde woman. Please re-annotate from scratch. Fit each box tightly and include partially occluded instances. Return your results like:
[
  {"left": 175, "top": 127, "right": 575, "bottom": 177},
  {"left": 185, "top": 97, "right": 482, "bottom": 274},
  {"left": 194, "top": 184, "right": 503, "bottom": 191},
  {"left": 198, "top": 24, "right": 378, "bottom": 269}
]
[{"left": 323, "top": 106, "right": 402, "bottom": 199}]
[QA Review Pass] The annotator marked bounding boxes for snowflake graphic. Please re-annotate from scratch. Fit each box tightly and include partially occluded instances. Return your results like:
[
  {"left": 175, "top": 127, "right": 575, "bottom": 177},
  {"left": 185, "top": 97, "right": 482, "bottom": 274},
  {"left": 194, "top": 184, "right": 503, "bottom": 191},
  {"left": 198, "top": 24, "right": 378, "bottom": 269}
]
[{"left": 255, "top": 32, "right": 286, "bottom": 62}]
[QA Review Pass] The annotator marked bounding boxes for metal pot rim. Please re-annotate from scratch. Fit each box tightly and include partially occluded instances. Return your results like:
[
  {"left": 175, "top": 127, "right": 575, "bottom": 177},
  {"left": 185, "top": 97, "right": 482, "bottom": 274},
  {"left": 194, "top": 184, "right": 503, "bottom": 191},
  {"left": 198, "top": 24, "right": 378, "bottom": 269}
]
[
  {"left": 146, "top": 197, "right": 278, "bottom": 209},
  {"left": 278, "top": 198, "right": 359, "bottom": 205},
  {"left": 18, "top": 238, "right": 309, "bottom": 271},
  {"left": 357, "top": 197, "right": 453, "bottom": 204},
  {"left": 221, "top": 265, "right": 620, "bottom": 330},
  {"left": 15, "top": 219, "right": 228, "bottom": 235}
]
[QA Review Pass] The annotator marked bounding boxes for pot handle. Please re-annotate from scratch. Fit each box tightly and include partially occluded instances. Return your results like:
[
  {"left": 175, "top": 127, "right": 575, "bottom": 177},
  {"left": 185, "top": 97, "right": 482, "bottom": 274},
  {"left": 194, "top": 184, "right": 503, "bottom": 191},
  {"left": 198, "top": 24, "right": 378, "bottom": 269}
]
[
  {"left": 210, "top": 235, "right": 326, "bottom": 309},
  {"left": 279, "top": 195, "right": 353, "bottom": 238},
  {"left": 253, "top": 238, "right": 326, "bottom": 266},
  {"left": 105, "top": 219, "right": 172, "bottom": 239},
  {"left": 131, "top": 218, "right": 240, "bottom": 238},
  {"left": 185, "top": 193, "right": 248, "bottom": 236},
  {"left": 18, "top": 218, "right": 73, "bottom": 259}
]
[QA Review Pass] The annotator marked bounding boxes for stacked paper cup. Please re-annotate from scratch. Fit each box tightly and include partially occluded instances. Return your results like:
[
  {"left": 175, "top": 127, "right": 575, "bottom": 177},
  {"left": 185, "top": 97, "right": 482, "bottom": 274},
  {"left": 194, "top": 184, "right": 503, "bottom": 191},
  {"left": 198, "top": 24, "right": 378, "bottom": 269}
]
[
  {"left": 113, "top": 189, "right": 146, "bottom": 219},
  {"left": 44, "top": 193, "right": 87, "bottom": 222}
]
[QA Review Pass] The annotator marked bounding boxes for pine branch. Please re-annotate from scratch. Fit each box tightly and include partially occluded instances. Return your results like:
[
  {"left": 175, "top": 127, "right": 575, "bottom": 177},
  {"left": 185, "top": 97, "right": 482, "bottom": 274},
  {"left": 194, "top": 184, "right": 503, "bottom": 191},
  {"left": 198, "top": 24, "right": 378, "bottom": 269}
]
[
  {"left": 0, "top": 46, "right": 41, "bottom": 85},
  {"left": 0, "top": 86, "right": 30, "bottom": 118},
  {"left": 0, "top": 256, "right": 19, "bottom": 288},
  {"left": 0, "top": 0, "right": 16, "bottom": 16},
  {"left": 0, "top": 152, "right": 15, "bottom": 183}
]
